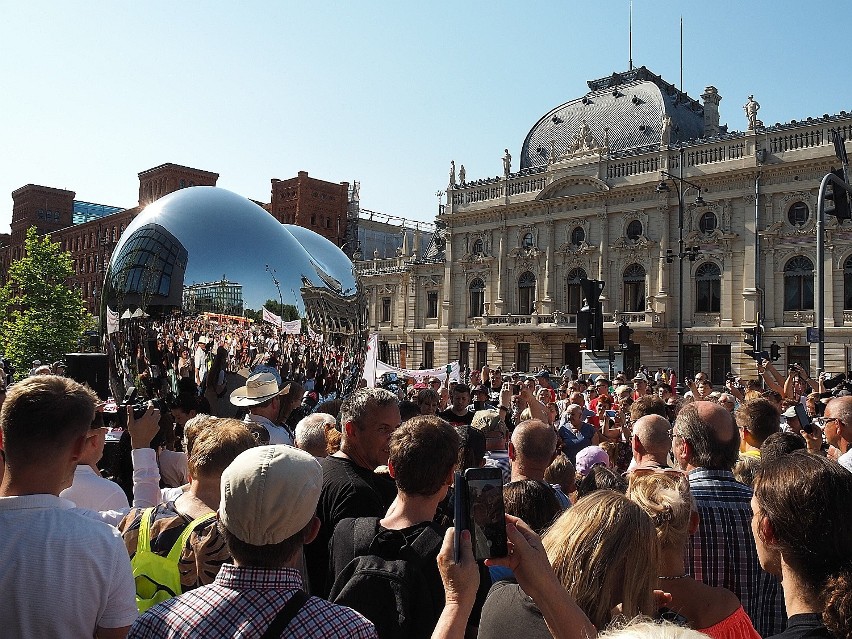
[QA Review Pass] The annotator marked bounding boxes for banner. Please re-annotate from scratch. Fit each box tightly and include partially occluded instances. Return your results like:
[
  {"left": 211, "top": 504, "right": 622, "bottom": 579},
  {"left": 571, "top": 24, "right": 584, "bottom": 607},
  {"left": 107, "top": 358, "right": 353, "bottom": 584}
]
[
  {"left": 375, "top": 360, "right": 461, "bottom": 384},
  {"left": 106, "top": 306, "right": 120, "bottom": 335},
  {"left": 262, "top": 306, "right": 282, "bottom": 328},
  {"left": 282, "top": 319, "right": 302, "bottom": 335},
  {"left": 363, "top": 333, "right": 379, "bottom": 388},
  {"left": 307, "top": 325, "right": 324, "bottom": 343}
]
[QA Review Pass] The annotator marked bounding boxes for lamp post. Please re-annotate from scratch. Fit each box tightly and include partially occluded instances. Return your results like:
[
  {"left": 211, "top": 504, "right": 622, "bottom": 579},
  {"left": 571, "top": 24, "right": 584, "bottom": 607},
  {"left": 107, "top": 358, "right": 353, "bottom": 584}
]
[{"left": 656, "top": 153, "right": 704, "bottom": 395}]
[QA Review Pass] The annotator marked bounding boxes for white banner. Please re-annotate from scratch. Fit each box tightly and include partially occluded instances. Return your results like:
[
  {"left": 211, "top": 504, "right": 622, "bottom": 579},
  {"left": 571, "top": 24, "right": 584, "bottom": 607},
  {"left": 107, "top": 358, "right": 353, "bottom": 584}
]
[
  {"left": 106, "top": 306, "right": 120, "bottom": 335},
  {"left": 363, "top": 333, "right": 379, "bottom": 388},
  {"left": 375, "top": 360, "right": 461, "bottom": 384},
  {"left": 262, "top": 306, "right": 282, "bottom": 328},
  {"left": 307, "top": 325, "right": 324, "bottom": 343},
  {"left": 282, "top": 319, "right": 302, "bottom": 335}
]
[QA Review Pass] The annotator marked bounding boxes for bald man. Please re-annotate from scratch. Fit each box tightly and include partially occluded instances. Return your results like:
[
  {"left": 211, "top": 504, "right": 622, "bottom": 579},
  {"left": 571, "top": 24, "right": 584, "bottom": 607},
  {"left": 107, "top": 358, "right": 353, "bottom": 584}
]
[
  {"left": 630, "top": 414, "right": 672, "bottom": 470},
  {"left": 672, "top": 401, "right": 784, "bottom": 637},
  {"left": 509, "top": 419, "right": 568, "bottom": 508}
]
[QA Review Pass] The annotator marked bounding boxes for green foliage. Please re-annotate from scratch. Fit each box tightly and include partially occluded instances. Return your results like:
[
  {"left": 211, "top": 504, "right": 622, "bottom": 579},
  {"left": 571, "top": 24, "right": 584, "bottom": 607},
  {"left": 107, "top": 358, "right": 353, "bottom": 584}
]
[
  {"left": 0, "top": 227, "right": 96, "bottom": 378},
  {"left": 244, "top": 299, "right": 300, "bottom": 322}
]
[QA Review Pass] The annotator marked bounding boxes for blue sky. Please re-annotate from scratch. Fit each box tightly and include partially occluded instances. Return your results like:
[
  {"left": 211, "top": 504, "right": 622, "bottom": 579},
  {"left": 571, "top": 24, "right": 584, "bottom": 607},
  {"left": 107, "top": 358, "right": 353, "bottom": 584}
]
[{"left": 1, "top": 1, "right": 849, "bottom": 233}]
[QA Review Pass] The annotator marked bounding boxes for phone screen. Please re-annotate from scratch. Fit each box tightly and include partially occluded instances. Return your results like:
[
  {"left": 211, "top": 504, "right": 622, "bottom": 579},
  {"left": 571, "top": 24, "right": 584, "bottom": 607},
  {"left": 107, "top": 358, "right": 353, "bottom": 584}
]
[
  {"left": 512, "top": 384, "right": 521, "bottom": 394},
  {"left": 605, "top": 409, "right": 617, "bottom": 418},
  {"left": 464, "top": 468, "right": 508, "bottom": 560}
]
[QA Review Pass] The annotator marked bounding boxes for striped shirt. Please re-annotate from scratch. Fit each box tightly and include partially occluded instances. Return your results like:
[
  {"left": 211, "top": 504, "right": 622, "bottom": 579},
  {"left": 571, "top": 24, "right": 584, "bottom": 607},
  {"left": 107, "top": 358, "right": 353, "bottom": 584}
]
[
  {"left": 129, "top": 564, "right": 377, "bottom": 638},
  {"left": 686, "top": 468, "right": 786, "bottom": 637}
]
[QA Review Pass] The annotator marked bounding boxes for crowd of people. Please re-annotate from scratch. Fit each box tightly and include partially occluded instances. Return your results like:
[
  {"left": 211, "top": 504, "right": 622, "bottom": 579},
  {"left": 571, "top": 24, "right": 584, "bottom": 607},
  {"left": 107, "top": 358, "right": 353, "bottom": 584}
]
[{"left": 1, "top": 349, "right": 852, "bottom": 638}]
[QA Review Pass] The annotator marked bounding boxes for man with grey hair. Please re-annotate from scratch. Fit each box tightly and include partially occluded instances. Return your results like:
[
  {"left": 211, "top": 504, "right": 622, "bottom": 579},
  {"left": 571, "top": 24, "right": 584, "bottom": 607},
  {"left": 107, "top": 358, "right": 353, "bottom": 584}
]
[
  {"left": 295, "top": 412, "right": 336, "bottom": 458},
  {"left": 672, "top": 401, "right": 784, "bottom": 636},
  {"left": 305, "top": 388, "right": 400, "bottom": 596},
  {"left": 629, "top": 414, "right": 672, "bottom": 470},
  {"left": 822, "top": 395, "right": 852, "bottom": 472}
]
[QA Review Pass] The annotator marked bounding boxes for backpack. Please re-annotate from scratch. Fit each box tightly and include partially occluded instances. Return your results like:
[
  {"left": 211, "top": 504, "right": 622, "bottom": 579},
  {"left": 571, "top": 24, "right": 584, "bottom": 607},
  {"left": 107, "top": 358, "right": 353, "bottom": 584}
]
[
  {"left": 328, "top": 517, "right": 445, "bottom": 639},
  {"left": 130, "top": 507, "right": 217, "bottom": 612}
]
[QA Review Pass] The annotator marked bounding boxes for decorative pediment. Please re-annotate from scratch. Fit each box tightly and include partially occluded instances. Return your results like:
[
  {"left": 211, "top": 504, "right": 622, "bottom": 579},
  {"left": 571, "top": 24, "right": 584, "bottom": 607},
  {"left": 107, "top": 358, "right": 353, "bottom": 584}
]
[
  {"left": 556, "top": 240, "right": 597, "bottom": 256},
  {"left": 508, "top": 246, "right": 542, "bottom": 259},
  {"left": 536, "top": 175, "right": 609, "bottom": 201},
  {"left": 378, "top": 285, "right": 395, "bottom": 295}
]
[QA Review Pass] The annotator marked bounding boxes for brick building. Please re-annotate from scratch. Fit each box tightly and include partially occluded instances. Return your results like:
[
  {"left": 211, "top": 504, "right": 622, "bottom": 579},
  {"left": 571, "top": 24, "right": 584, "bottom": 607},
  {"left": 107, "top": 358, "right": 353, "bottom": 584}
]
[
  {"left": 0, "top": 163, "right": 350, "bottom": 312},
  {"left": 267, "top": 171, "right": 349, "bottom": 245}
]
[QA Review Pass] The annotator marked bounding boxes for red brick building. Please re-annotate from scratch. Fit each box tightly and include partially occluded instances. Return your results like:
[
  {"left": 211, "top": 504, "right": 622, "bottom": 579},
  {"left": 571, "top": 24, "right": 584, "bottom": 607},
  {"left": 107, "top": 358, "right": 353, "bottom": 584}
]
[
  {"left": 0, "top": 163, "right": 350, "bottom": 312},
  {"left": 268, "top": 171, "right": 349, "bottom": 245}
]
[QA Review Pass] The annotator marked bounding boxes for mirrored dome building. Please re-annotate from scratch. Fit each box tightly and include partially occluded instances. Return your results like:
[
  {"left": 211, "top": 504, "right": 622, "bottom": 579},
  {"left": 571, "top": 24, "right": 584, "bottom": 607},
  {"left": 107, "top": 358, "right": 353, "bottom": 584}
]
[{"left": 101, "top": 186, "right": 366, "bottom": 396}]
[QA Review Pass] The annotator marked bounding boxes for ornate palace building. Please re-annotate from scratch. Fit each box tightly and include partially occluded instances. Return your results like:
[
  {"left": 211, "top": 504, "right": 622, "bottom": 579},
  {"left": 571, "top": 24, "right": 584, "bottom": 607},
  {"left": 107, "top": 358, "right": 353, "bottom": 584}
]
[{"left": 357, "top": 66, "right": 852, "bottom": 383}]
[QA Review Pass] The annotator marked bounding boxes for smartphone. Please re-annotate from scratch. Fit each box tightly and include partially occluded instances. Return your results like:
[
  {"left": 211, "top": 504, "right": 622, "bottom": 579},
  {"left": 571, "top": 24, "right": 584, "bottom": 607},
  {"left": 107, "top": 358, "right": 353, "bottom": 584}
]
[
  {"left": 793, "top": 403, "right": 813, "bottom": 434},
  {"left": 463, "top": 467, "right": 508, "bottom": 561},
  {"left": 453, "top": 471, "right": 466, "bottom": 563},
  {"left": 512, "top": 384, "right": 522, "bottom": 394},
  {"left": 605, "top": 409, "right": 617, "bottom": 419}
]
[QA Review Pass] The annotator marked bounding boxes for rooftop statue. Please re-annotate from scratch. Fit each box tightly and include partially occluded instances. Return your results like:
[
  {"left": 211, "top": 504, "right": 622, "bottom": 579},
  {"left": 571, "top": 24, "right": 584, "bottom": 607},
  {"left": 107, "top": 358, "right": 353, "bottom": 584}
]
[{"left": 744, "top": 95, "right": 760, "bottom": 130}]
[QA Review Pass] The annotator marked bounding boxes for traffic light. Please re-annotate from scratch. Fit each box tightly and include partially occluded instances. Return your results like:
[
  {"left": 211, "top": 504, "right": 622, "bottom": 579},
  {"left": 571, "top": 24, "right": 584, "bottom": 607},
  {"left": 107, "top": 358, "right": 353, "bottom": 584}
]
[
  {"left": 577, "top": 278, "right": 605, "bottom": 351},
  {"left": 743, "top": 325, "right": 762, "bottom": 361},
  {"left": 618, "top": 321, "right": 634, "bottom": 351},
  {"left": 825, "top": 168, "right": 851, "bottom": 222},
  {"left": 769, "top": 341, "right": 781, "bottom": 362}
]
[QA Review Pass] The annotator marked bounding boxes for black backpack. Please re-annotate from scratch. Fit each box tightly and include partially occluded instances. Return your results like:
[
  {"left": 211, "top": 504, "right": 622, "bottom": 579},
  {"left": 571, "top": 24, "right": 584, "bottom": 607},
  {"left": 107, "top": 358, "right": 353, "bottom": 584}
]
[{"left": 328, "top": 517, "right": 445, "bottom": 639}]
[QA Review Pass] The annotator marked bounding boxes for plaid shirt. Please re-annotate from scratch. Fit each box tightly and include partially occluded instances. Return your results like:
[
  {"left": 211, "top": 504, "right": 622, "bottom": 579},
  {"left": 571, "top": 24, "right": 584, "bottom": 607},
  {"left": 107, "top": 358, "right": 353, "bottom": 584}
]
[
  {"left": 686, "top": 468, "right": 785, "bottom": 637},
  {"left": 129, "top": 564, "right": 377, "bottom": 638}
]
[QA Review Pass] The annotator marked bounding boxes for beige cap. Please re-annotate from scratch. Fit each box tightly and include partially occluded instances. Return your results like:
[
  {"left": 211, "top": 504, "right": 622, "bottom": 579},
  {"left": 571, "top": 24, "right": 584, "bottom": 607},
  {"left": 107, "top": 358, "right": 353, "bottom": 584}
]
[{"left": 220, "top": 445, "right": 322, "bottom": 546}]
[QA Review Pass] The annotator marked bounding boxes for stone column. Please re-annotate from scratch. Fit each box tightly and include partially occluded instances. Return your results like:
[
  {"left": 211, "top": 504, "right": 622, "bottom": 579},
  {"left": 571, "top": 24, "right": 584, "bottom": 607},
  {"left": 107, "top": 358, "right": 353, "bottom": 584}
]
[
  {"left": 597, "top": 210, "right": 609, "bottom": 312},
  {"left": 543, "top": 219, "right": 554, "bottom": 313},
  {"left": 495, "top": 230, "right": 505, "bottom": 314}
]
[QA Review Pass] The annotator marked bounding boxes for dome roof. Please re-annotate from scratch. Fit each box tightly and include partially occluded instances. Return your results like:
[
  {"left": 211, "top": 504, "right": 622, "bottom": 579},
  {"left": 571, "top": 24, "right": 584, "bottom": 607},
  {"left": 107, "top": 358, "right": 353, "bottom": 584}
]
[{"left": 520, "top": 67, "right": 706, "bottom": 170}]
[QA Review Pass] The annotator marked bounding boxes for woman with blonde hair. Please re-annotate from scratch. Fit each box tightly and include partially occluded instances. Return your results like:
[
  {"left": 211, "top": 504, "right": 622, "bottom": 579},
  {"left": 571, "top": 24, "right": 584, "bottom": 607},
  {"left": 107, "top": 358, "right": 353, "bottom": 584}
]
[
  {"left": 478, "top": 489, "right": 658, "bottom": 636},
  {"left": 627, "top": 473, "right": 759, "bottom": 638}
]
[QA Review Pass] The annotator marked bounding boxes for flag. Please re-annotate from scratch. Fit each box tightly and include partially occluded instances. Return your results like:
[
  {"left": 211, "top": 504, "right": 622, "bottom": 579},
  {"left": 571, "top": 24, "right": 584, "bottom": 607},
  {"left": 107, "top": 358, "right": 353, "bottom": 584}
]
[
  {"left": 363, "top": 333, "right": 379, "bottom": 388},
  {"left": 262, "top": 306, "right": 282, "bottom": 328},
  {"left": 374, "top": 360, "right": 460, "bottom": 383}
]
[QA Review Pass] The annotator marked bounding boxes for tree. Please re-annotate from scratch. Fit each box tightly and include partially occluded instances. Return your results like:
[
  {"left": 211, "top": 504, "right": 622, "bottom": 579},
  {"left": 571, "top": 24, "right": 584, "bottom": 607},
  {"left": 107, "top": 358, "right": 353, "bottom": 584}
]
[
  {"left": 244, "top": 299, "right": 300, "bottom": 323},
  {"left": 0, "top": 227, "right": 96, "bottom": 378}
]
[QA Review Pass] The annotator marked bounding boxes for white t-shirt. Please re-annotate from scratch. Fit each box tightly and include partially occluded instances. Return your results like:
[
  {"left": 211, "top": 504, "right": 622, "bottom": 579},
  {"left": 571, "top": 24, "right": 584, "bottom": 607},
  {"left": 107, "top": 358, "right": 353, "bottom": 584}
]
[
  {"left": 60, "top": 465, "right": 129, "bottom": 512},
  {"left": 0, "top": 494, "right": 138, "bottom": 636},
  {"left": 244, "top": 413, "right": 293, "bottom": 446}
]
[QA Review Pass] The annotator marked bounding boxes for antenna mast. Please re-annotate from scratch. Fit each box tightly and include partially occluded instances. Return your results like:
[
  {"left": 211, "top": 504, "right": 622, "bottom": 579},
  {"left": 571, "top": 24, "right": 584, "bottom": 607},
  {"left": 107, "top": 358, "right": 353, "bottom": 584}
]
[
  {"left": 629, "top": 0, "right": 633, "bottom": 71},
  {"left": 679, "top": 16, "right": 683, "bottom": 93}
]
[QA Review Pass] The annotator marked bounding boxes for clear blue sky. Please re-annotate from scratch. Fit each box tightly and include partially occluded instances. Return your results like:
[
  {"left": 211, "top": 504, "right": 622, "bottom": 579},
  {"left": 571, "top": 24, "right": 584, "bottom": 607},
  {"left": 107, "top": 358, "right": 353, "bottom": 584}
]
[{"left": 2, "top": 1, "right": 849, "bottom": 233}]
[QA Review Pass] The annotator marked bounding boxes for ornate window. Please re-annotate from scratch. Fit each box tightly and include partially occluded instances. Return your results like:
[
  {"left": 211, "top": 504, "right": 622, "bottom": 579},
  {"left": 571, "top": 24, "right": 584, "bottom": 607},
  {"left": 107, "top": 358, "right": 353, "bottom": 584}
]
[
  {"left": 427, "top": 291, "right": 439, "bottom": 318},
  {"left": 783, "top": 256, "right": 814, "bottom": 311},
  {"left": 468, "top": 278, "right": 485, "bottom": 318},
  {"left": 518, "top": 271, "right": 536, "bottom": 315},
  {"left": 788, "top": 202, "right": 810, "bottom": 227},
  {"left": 381, "top": 297, "right": 392, "bottom": 322},
  {"left": 571, "top": 226, "right": 585, "bottom": 246},
  {"left": 844, "top": 255, "right": 852, "bottom": 310},
  {"left": 626, "top": 220, "right": 643, "bottom": 241},
  {"left": 522, "top": 232, "right": 535, "bottom": 248},
  {"left": 472, "top": 238, "right": 484, "bottom": 255},
  {"left": 695, "top": 262, "right": 721, "bottom": 313},
  {"left": 622, "top": 263, "right": 646, "bottom": 312},
  {"left": 566, "top": 267, "right": 587, "bottom": 313},
  {"left": 699, "top": 211, "right": 718, "bottom": 234}
]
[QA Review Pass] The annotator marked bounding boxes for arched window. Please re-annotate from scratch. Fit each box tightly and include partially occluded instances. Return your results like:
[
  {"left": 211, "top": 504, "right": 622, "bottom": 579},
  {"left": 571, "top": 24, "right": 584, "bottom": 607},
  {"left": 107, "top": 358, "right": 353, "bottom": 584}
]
[
  {"left": 784, "top": 256, "right": 814, "bottom": 311},
  {"left": 844, "top": 255, "right": 852, "bottom": 310},
  {"left": 472, "top": 239, "right": 484, "bottom": 255},
  {"left": 623, "top": 263, "right": 646, "bottom": 312},
  {"left": 522, "top": 232, "right": 535, "bottom": 248},
  {"left": 518, "top": 271, "right": 536, "bottom": 315},
  {"left": 626, "top": 220, "right": 643, "bottom": 241},
  {"left": 695, "top": 262, "right": 721, "bottom": 312},
  {"left": 571, "top": 226, "right": 585, "bottom": 246},
  {"left": 699, "top": 211, "right": 717, "bottom": 234},
  {"left": 469, "top": 278, "right": 485, "bottom": 318},
  {"left": 566, "top": 267, "right": 587, "bottom": 313},
  {"left": 788, "top": 202, "right": 810, "bottom": 227}
]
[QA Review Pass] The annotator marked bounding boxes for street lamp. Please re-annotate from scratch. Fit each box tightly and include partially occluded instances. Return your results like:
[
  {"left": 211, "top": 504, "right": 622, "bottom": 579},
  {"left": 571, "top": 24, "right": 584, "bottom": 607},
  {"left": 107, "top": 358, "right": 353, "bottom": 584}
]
[{"left": 656, "top": 154, "right": 704, "bottom": 395}]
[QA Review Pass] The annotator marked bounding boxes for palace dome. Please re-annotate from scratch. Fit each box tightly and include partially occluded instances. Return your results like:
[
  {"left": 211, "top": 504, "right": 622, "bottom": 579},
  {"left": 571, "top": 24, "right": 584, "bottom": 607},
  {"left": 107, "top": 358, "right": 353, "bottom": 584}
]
[{"left": 520, "top": 66, "right": 708, "bottom": 170}]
